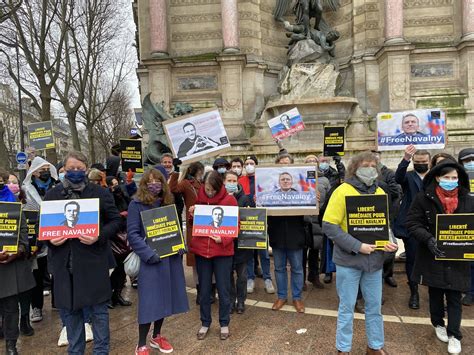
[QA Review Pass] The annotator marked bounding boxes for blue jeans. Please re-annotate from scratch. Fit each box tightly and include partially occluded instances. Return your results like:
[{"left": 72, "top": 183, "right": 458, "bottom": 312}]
[
  {"left": 272, "top": 248, "right": 303, "bottom": 300},
  {"left": 196, "top": 255, "right": 233, "bottom": 327},
  {"left": 247, "top": 249, "right": 272, "bottom": 280},
  {"left": 60, "top": 307, "right": 92, "bottom": 327},
  {"left": 62, "top": 302, "right": 109, "bottom": 355},
  {"left": 335, "top": 265, "right": 383, "bottom": 352}
]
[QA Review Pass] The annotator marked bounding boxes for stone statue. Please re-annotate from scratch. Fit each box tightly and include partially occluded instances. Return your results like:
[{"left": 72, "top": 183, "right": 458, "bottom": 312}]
[
  {"left": 141, "top": 93, "right": 172, "bottom": 165},
  {"left": 173, "top": 102, "right": 193, "bottom": 117},
  {"left": 274, "top": 0, "right": 341, "bottom": 60}
]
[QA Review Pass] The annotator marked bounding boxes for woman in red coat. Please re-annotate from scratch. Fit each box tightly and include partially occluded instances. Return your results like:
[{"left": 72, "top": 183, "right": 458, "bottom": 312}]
[{"left": 189, "top": 171, "right": 237, "bottom": 341}]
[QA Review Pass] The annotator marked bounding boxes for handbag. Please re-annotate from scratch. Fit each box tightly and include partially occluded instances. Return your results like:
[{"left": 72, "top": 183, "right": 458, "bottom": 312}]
[
  {"left": 110, "top": 231, "right": 131, "bottom": 258},
  {"left": 124, "top": 251, "right": 140, "bottom": 278}
]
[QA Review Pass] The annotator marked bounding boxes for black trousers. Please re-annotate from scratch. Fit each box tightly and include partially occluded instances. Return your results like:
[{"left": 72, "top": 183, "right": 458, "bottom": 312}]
[
  {"left": 230, "top": 262, "right": 247, "bottom": 305},
  {"left": 32, "top": 256, "right": 47, "bottom": 309},
  {"left": 428, "top": 286, "right": 463, "bottom": 340},
  {"left": 383, "top": 253, "right": 395, "bottom": 279},
  {"left": 402, "top": 237, "right": 418, "bottom": 285},
  {"left": 0, "top": 294, "right": 19, "bottom": 341},
  {"left": 110, "top": 255, "right": 127, "bottom": 292},
  {"left": 19, "top": 290, "right": 32, "bottom": 316},
  {"left": 302, "top": 248, "right": 320, "bottom": 282}
]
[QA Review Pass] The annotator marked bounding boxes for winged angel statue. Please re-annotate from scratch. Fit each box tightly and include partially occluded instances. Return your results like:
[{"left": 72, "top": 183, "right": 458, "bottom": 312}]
[{"left": 274, "top": 0, "right": 341, "bottom": 57}]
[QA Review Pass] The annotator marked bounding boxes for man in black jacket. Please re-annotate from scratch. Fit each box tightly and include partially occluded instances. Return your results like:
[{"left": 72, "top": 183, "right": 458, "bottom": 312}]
[
  {"left": 395, "top": 144, "right": 431, "bottom": 309},
  {"left": 45, "top": 151, "right": 120, "bottom": 354}
]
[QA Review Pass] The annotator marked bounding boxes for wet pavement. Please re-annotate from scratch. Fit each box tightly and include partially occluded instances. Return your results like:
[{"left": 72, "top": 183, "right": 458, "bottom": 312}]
[{"left": 11, "top": 260, "right": 474, "bottom": 354}]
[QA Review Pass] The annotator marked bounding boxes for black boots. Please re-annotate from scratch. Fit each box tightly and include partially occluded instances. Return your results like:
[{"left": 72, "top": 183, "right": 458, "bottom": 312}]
[
  {"left": 6, "top": 340, "right": 18, "bottom": 355},
  {"left": 20, "top": 314, "right": 34, "bottom": 336},
  {"left": 111, "top": 289, "right": 132, "bottom": 307},
  {"left": 408, "top": 282, "right": 420, "bottom": 309}
]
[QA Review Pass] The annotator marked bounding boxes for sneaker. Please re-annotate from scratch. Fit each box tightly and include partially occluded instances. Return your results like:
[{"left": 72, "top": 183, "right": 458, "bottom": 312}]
[
  {"left": 448, "top": 336, "right": 461, "bottom": 354},
  {"left": 43, "top": 290, "right": 50, "bottom": 296},
  {"left": 462, "top": 293, "right": 473, "bottom": 306},
  {"left": 435, "top": 325, "right": 448, "bottom": 343},
  {"left": 85, "top": 323, "right": 93, "bottom": 342},
  {"left": 57, "top": 326, "right": 68, "bottom": 347},
  {"left": 264, "top": 279, "right": 275, "bottom": 294},
  {"left": 135, "top": 345, "right": 150, "bottom": 355},
  {"left": 150, "top": 335, "right": 174, "bottom": 353},
  {"left": 247, "top": 279, "right": 255, "bottom": 294},
  {"left": 31, "top": 308, "right": 43, "bottom": 323}
]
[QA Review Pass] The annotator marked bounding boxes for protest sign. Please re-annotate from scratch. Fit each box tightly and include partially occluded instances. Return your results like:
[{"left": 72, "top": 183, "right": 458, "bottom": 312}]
[
  {"left": 345, "top": 194, "right": 390, "bottom": 248},
  {"left": 163, "top": 108, "right": 231, "bottom": 163},
  {"left": 469, "top": 172, "right": 474, "bottom": 196},
  {"left": 255, "top": 165, "right": 318, "bottom": 216},
  {"left": 435, "top": 214, "right": 474, "bottom": 261},
  {"left": 267, "top": 107, "right": 305, "bottom": 140},
  {"left": 120, "top": 139, "right": 144, "bottom": 173},
  {"left": 140, "top": 205, "right": 185, "bottom": 258},
  {"left": 0, "top": 202, "right": 22, "bottom": 252},
  {"left": 38, "top": 199, "right": 100, "bottom": 241},
  {"left": 27, "top": 121, "right": 55, "bottom": 150},
  {"left": 377, "top": 109, "right": 446, "bottom": 151},
  {"left": 24, "top": 210, "right": 39, "bottom": 252},
  {"left": 192, "top": 205, "right": 239, "bottom": 238},
  {"left": 238, "top": 208, "right": 267, "bottom": 249},
  {"left": 323, "top": 126, "right": 345, "bottom": 156}
]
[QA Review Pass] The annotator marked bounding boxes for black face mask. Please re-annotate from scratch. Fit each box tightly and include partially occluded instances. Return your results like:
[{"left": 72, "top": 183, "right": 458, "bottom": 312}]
[
  {"left": 413, "top": 163, "right": 429, "bottom": 174},
  {"left": 39, "top": 171, "right": 51, "bottom": 182}
]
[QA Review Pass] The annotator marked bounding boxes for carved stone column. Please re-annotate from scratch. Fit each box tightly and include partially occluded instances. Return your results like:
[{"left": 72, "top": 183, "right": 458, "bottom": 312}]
[
  {"left": 149, "top": 0, "right": 168, "bottom": 57},
  {"left": 462, "top": 0, "right": 474, "bottom": 42},
  {"left": 221, "top": 0, "right": 240, "bottom": 53},
  {"left": 384, "top": 0, "right": 405, "bottom": 45}
]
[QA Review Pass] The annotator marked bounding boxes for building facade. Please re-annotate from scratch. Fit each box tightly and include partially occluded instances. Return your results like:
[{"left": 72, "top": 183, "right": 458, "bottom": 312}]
[{"left": 133, "top": 0, "right": 474, "bottom": 161}]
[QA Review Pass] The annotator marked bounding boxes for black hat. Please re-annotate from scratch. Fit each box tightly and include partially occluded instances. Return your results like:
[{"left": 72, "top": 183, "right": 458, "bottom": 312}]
[
  {"left": 212, "top": 157, "right": 230, "bottom": 170},
  {"left": 458, "top": 148, "right": 474, "bottom": 163},
  {"left": 245, "top": 155, "right": 258, "bottom": 165}
]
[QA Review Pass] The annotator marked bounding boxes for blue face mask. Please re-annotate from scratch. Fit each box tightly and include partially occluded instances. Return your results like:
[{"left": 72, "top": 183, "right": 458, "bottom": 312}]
[
  {"left": 438, "top": 179, "right": 458, "bottom": 191},
  {"left": 65, "top": 170, "right": 86, "bottom": 184},
  {"left": 319, "top": 162, "right": 329, "bottom": 171},
  {"left": 217, "top": 167, "right": 227, "bottom": 174},
  {"left": 225, "top": 183, "right": 238, "bottom": 193},
  {"left": 58, "top": 172, "right": 65, "bottom": 182},
  {"left": 464, "top": 161, "right": 474, "bottom": 172}
]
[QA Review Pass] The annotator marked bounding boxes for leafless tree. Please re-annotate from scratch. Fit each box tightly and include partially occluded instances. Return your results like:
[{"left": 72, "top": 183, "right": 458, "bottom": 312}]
[
  {"left": 0, "top": 0, "right": 72, "bottom": 163},
  {"left": 0, "top": 0, "right": 22, "bottom": 24}
]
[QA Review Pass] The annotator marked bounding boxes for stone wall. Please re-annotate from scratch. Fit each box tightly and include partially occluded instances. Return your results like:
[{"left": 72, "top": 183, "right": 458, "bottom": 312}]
[{"left": 134, "top": 0, "right": 474, "bottom": 165}]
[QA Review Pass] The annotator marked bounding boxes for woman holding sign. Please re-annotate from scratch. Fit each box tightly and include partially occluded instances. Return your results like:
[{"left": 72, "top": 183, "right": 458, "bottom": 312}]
[
  {"left": 189, "top": 170, "right": 238, "bottom": 341},
  {"left": 406, "top": 161, "right": 474, "bottom": 355},
  {"left": 322, "top": 151, "right": 398, "bottom": 355},
  {"left": 127, "top": 168, "right": 189, "bottom": 355}
]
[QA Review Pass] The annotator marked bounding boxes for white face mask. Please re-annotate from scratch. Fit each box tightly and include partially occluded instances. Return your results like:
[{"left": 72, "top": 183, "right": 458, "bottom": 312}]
[
  {"left": 245, "top": 165, "right": 255, "bottom": 174},
  {"left": 232, "top": 168, "right": 242, "bottom": 176}
]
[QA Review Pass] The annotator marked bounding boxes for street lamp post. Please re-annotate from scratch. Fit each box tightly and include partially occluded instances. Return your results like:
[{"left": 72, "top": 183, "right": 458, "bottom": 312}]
[{"left": 16, "top": 40, "right": 26, "bottom": 180}]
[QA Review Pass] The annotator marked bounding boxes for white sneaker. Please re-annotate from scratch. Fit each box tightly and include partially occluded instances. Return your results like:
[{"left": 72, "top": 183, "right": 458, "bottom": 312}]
[
  {"left": 57, "top": 326, "right": 68, "bottom": 347},
  {"left": 264, "top": 279, "right": 275, "bottom": 294},
  {"left": 43, "top": 290, "right": 50, "bottom": 296},
  {"left": 30, "top": 308, "right": 43, "bottom": 322},
  {"left": 85, "top": 323, "right": 94, "bottom": 342},
  {"left": 247, "top": 279, "right": 255, "bottom": 294},
  {"left": 435, "top": 325, "right": 448, "bottom": 343},
  {"left": 448, "top": 336, "right": 461, "bottom": 354}
]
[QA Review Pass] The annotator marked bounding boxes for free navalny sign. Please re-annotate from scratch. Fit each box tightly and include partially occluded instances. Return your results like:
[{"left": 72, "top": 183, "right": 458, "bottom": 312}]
[{"left": 38, "top": 199, "right": 100, "bottom": 240}]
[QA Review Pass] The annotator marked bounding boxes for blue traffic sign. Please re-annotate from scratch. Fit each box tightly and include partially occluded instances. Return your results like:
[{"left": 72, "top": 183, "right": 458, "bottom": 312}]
[{"left": 16, "top": 152, "right": 27, "bottom": 164}]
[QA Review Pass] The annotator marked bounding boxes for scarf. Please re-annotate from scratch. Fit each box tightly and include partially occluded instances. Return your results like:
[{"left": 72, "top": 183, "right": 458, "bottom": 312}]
[
  {"left": 62, "top": 178, "right": 88, "bottom": 199},
  {"left": 435, "top": 185, "right": 458, "bottom": 214},
  {"left": 0, "top": 185, "right": 16, "bottom": 202}
]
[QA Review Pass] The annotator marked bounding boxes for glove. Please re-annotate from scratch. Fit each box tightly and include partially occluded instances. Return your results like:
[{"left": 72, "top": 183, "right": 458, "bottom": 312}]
[
  {"left": 178, "top": 248, "right": 187, "bottom": 256},
  {"left": 427, "top": 238, "right": 445, "bottom": 258},
  {"left": 126, "top": 169, "right": 134, "bottom": 184},
  {"left": 333, "top": 155, "right": 342, "bottom": 163},
  {"left": 147, "top": 254, "right": 161, "bottom": 264},
  {"left": 173, "top": 158, "right": 182, "bottom": 173}
]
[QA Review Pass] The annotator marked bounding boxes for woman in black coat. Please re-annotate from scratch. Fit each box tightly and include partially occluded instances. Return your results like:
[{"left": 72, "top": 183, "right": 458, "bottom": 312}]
[
  {"left": 45, "top": 152, "right": 121, "bottom": 354},
  {"left": 406, "top": 161, "right": 474, "bottom": 355}
]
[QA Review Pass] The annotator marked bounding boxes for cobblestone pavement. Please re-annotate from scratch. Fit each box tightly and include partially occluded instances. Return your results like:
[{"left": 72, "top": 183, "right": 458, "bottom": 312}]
[{"left": 11, "top": 261, "right": 474, "bottom": 355}]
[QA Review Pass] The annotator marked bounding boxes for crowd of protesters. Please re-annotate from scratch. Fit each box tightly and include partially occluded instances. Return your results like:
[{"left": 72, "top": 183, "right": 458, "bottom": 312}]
[{"left": 0, "top": 143, "right": 473, "bottom": 355}]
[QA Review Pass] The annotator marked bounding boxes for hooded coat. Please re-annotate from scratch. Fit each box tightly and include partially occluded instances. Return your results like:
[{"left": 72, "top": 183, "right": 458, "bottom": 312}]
[
  {"left": 189, "top": 185, "right": 238, "bottom": 258},
  {"left": 406, "top": 161, "right": 474, "bottom": 292}
]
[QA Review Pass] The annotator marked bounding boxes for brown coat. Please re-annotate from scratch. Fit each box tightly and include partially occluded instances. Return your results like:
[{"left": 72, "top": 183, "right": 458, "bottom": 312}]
[{"left": 169, "top": 172, "right": 201, "bottom": 266}]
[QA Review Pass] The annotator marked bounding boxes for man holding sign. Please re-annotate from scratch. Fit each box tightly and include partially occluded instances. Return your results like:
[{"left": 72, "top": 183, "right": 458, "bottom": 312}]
[
  {"left": 406, "top": 161, "right": 474, "bottom": 355},
  {"left": 322, "top": 151, "right": 397, "bottom": 355}
]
